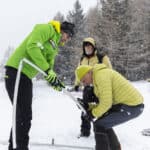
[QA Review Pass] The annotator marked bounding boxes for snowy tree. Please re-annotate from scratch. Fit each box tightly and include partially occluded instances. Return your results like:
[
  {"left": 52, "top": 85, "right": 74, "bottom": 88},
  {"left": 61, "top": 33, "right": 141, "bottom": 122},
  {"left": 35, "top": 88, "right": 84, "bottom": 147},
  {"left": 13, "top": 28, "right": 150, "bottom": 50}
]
[
  {"left": 123, "top": 0, "right": 150, "bottom": 80},
  {"left": 66, "top": 0, "right": 86, "bottom": 46},
  {"left": 54, "top": 0, "right": 86, "bottom": 84},
  {"left": 53, "top": 11, "right": 65, "bottom": 22},
  {"left": 100, "top": 0, "right": 150, "bottom": 80}
]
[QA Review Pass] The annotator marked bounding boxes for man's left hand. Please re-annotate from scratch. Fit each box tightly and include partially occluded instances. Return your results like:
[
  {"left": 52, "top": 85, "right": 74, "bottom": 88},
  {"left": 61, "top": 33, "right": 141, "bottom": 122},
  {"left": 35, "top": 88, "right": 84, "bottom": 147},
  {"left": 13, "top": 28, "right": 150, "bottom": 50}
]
[
  {"left": 50, "top": 78, "right": 65, "bottom": 91},
  {"left": 84, "top": 110, "right": 95, "bottom": 122}
]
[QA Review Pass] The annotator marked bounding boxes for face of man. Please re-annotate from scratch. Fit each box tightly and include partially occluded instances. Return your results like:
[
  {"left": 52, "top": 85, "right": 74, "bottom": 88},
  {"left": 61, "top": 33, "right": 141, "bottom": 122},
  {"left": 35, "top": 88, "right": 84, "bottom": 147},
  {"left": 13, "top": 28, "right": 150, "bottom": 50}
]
[
  {"left": 81, "top": 71, "right": 93, "bottom": 86},
  {"left": 60, "top": 31, "right": 71, "bottom": 44},
  {"left": 84, "top": 43, "right": 94, "bottom": 55}
]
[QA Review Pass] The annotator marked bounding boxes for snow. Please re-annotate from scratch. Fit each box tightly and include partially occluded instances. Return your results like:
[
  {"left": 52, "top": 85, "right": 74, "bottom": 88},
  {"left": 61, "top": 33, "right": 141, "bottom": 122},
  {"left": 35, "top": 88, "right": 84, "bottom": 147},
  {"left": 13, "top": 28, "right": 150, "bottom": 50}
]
[{"left": 0, "top": 80, "right": 150, "bottom": 150}]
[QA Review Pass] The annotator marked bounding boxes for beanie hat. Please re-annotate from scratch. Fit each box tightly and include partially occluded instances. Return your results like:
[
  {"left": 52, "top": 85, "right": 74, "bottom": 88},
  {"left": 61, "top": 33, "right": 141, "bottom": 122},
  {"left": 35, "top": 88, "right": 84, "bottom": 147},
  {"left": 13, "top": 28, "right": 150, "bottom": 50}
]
[
  {"left": 61, "top": 21, "right": 75, "bottom": 37},
  {"left": 75, "top": 65, "right": 93, "bottom": 81}
]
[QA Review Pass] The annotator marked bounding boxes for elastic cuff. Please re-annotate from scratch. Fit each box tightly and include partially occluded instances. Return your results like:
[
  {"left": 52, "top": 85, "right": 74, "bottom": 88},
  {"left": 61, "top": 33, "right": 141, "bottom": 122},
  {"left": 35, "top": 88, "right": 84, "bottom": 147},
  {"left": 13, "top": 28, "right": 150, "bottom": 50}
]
[{"left": 45, "top": 68, "right": 50, "bottom": 74}]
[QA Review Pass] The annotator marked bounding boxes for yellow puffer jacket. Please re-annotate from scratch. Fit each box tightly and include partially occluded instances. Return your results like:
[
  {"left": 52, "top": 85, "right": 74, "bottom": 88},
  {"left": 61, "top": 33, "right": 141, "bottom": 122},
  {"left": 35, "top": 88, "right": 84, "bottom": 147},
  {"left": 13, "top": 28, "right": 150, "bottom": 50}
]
[
  {"left": 74, "top": 53, "right": 112, "bottom": 86},
  {"left": 92, "top": 64, "right": 144, "bottom": 118}
]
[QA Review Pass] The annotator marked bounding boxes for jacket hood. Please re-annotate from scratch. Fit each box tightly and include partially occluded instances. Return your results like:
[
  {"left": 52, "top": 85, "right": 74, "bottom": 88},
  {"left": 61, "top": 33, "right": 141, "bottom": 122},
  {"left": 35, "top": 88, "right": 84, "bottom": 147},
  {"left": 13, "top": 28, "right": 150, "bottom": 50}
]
[
  {"left": 93, "top": 64, "right": 107, "bottom": 72},
  {"left": 82, "top": 37, "right": 96, "bottom": 57},
  {"left": 49, "top": 20, "right": 61, "bottom": 33},
  {"left": 83, "top": 37, "right": 96, "bottom": 47}
]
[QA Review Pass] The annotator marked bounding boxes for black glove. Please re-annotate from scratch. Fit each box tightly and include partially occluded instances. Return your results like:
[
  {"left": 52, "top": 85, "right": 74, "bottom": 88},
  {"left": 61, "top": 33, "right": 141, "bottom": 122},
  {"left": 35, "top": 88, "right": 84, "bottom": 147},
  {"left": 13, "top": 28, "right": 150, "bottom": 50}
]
[
  {"left": 50, "top": 77, "right": 65, "bottom": 91},
  {"left": 77, "top": 98, "right": 95, "bottom": 122},
  {"left": 83, "top": 86, "right": 99, "bottom": 103},
  {"left": 74, "top": 85, "right": 79, "bottom": 91},
  {"left": 77, "top": 98, "right": 89, "bottom": 110},
  {"left": 84, "top": 110, "right": 95, "bottom": 122}
]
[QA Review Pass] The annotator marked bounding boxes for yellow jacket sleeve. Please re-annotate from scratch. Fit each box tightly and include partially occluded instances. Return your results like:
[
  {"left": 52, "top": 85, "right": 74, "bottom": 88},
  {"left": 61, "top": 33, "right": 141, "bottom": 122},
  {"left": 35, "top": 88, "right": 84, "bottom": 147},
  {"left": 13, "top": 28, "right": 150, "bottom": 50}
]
[
  {"left": 102, "top": 55, "right": 112, "bottom": 69},
  {"left": 92, "top": 69, "right": 113, "bottom": 118}
]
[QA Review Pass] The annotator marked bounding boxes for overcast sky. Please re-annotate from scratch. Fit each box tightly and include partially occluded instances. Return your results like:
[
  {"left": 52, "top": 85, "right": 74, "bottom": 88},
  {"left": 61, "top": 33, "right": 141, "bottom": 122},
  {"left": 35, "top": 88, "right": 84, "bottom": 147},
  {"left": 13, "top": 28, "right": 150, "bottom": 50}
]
[{"left": 0, "top": 0, "right": 97, "bottom": 61}]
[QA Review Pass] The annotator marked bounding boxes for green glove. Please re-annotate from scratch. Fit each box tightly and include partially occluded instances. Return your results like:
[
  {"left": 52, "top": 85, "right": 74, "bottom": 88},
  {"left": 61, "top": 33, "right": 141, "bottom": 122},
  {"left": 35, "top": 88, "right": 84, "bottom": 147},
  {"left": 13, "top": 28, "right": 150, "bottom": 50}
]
[
  {"left": 45, "top": 69, "right": 65, "bottom": 91},
  {"left": 52, "top": 85, "right": 63, "bottom": 91},
  {"left": 45, "top": 69, "right": 57, "bottom": 83}
]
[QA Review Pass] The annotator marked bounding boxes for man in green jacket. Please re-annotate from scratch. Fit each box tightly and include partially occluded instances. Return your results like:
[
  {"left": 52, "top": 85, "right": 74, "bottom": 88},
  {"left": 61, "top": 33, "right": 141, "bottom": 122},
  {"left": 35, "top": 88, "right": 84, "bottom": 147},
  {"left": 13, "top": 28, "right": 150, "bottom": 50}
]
[
  {"left": 75, "top": 64, "right": 144, "bottom": 150},
  {"left": 5, "top": 20, "right": 75, "bottom": 150}
]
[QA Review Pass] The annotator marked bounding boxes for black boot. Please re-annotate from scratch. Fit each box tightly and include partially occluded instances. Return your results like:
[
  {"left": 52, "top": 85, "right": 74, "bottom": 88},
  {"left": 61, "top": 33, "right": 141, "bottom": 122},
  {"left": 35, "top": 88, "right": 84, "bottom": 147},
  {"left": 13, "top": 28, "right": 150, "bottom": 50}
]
[
  {"left": 94, "top": 127, "right": 111, "bottom": 150},
  {"left": 106, "top": 128, "right": 121, "bottom": 150}
]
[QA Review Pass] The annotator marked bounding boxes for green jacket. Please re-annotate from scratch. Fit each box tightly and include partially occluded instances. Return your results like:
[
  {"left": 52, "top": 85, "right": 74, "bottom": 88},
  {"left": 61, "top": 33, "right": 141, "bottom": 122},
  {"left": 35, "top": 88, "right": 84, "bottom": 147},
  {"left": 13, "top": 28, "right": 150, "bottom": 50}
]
[
  {"left": 92, "top": 64, "right": 143, "bottom": 118},
  {"left": 6, "top": 21, "right": 61, "bottom": 79}
]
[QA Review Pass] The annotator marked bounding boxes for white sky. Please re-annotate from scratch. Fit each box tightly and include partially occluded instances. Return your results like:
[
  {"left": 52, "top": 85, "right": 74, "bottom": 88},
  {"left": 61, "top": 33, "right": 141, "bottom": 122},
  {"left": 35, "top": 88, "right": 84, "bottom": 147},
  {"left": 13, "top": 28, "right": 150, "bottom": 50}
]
[{"left": 0, "top": 0, "right": 97, "bottom": 61}]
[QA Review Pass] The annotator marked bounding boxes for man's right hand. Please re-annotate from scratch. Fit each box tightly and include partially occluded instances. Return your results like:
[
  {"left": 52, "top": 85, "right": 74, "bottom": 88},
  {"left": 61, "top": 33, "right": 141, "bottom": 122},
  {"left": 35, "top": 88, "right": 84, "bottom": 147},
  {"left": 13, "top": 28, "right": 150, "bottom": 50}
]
[
  {"left": 74, "top": 85, "right": 79, "bottom": 91},
  {"left": 45, "top": 69, "right": 65, "bottom": 91},
  {"left": 45, "top": 69, "right": 57, "bottom": 83}
]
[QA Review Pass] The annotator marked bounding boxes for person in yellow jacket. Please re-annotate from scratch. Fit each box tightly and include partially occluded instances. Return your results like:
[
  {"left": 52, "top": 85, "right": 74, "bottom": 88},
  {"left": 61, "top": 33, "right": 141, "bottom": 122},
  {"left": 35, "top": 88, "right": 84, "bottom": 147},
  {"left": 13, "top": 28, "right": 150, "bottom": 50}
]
[
  {"left": 74, "top": 37, "right": 112, "bottom": 90},
  {"left": 75, "top": 64, "right": 144, "bottom": 150},
  {"left": 72, "top": 37, "right": 113, "bottom": 138}
]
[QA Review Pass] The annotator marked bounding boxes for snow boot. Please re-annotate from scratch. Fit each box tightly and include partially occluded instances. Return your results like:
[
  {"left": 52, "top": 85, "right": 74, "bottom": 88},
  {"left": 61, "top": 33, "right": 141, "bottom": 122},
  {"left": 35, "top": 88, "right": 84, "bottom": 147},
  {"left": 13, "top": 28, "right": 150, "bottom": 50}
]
[{"left": 106, "top": 128, "right": 121, "bottom": 150}]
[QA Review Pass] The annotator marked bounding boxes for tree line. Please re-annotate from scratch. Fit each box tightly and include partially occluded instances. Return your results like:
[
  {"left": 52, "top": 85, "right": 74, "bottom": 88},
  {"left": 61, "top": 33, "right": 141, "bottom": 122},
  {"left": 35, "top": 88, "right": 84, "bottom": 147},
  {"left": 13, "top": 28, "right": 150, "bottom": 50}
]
[{"left": 1, "top": 0, "right": 150, "bottom": 84}]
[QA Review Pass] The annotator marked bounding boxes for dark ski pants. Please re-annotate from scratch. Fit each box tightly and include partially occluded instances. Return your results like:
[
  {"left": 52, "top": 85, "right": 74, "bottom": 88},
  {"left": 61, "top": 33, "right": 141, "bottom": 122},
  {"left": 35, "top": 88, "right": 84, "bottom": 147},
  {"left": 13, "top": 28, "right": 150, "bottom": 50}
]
[
  {"left": 80, "top": 86, "right": 98, "bottom": 136},
  {"left": 5, "top": 67, "right": 33, "bottom": 150},
  {"left": 80, "top": 112, "right": 91, "bottom": 136},
  {"left": 93, "top": 104, "right": 144, "bottom": 150}
]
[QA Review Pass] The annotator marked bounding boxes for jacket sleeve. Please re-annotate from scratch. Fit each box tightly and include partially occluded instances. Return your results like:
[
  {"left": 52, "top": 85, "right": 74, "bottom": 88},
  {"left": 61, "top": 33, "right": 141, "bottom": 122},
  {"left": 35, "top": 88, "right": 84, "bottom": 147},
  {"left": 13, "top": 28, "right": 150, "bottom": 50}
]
[
  {"left": 92, "top": 71, "right": 113, "bottom": 118},
  {"left": 26, "top": 24, "right": 54, "bottom": 71},
  {"left": 102, "top": 55, "right": 112, "bottom": 69}
]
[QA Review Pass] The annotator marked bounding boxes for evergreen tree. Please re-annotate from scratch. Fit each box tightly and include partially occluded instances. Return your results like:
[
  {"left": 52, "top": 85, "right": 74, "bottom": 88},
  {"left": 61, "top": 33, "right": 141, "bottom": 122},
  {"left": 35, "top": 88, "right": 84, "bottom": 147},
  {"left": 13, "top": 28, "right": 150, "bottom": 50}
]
[
  {"left": 125, "top": 0, "right": 150, "bottom": 80},
  {"left": 55, "top": 0, "right": 86, "bottom": 84},
  {"left": 99, "top": 0, "right": 133, "bottom": 78},
  {"left": 53, "top": 11, "right": 65, "bottom": 22},
  {"left": 66, "top": 0, "right": 86, "bottom": 46}
]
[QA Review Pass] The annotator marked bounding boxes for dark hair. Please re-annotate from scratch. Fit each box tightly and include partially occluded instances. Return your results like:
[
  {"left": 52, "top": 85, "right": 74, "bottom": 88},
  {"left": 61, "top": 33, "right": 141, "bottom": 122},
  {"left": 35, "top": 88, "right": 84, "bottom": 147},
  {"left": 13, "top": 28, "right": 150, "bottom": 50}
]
[{"left": 61, "top": 21, "right": 75, "bottom": 37}]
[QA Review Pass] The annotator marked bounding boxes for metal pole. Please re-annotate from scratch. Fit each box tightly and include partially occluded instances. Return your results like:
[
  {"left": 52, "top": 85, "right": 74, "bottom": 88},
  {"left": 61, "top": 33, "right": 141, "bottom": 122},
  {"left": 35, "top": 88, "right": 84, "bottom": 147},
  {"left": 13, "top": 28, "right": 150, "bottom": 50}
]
[
  {"left": 22, "top": 58, "right": 47, "bottom": 76},
  {"left": 62, "top": 90, "right": 87, "bottom": 115},
  {"left": 12, "top": 59, "right": 24, "bottom": 149},
  {"left": 22, "top": 58, "right": 87, "bottom": 114}
]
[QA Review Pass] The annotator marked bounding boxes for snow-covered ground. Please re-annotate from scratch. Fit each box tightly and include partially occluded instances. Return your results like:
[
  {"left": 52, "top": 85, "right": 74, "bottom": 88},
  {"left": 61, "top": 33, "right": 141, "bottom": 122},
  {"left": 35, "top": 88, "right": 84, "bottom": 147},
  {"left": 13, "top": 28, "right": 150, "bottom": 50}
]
[{"left": 0, "top": 80, "right": 150, "bottom": 150}]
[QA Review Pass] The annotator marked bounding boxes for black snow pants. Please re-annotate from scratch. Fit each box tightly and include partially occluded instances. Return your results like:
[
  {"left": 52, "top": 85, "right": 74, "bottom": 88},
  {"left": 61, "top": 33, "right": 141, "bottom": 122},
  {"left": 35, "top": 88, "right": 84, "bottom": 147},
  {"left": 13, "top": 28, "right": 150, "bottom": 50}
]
[
  {"left": 80, "top": 85, "right": 98, "bottom": 136},
  {"left": 5, "top": 67, "right": 33, "bottom": 150},
  {"left": 94, "top": 103, "right": 144, "bottom": 150}
]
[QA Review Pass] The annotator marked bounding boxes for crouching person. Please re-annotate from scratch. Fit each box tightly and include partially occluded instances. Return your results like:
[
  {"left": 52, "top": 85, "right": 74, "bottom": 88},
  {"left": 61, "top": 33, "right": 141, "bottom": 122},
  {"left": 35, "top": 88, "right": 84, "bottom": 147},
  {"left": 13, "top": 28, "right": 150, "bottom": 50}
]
[{"left": 75, "top": 64, "right": 144, "bottom": 150}]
